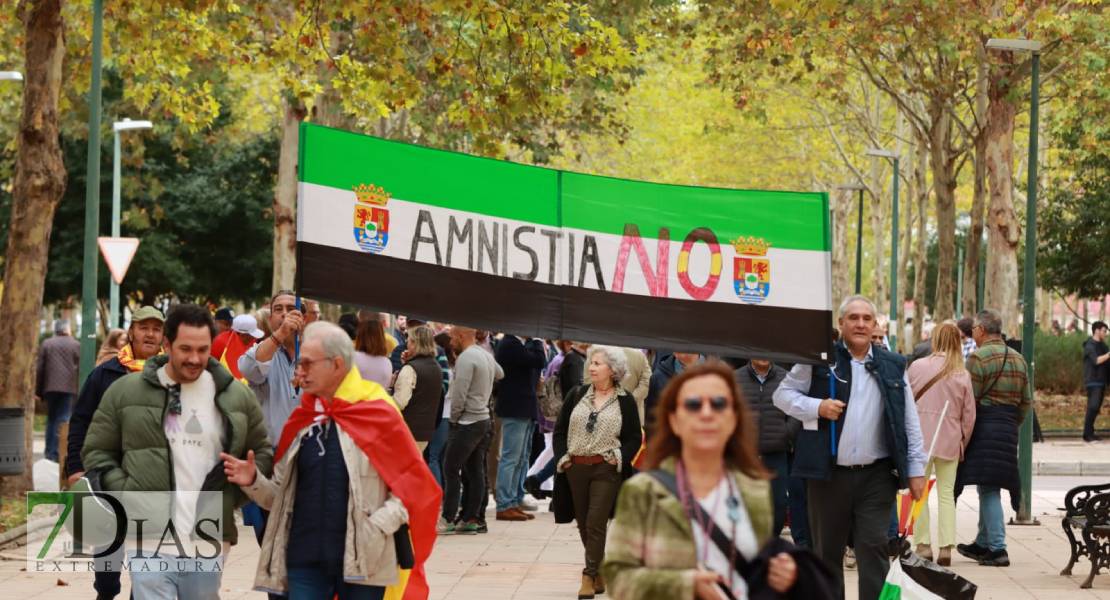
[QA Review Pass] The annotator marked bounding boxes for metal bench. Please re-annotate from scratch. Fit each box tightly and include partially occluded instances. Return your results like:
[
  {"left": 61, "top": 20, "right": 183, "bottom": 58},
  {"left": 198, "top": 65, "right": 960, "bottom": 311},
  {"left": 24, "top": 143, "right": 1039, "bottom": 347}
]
[{"left": 1061, "top": 482, "right": 1110, "bottom": 588}]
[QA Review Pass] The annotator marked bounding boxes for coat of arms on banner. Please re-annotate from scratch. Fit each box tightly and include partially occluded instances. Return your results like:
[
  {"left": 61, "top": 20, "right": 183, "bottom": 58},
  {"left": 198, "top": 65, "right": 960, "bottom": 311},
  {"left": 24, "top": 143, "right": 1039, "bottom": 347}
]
[
  {"left": 732, "top": 236, "right": 771, "bottom": 304},
  {"left": 353, "top": 183, "right": 390, "bottom": 253}
]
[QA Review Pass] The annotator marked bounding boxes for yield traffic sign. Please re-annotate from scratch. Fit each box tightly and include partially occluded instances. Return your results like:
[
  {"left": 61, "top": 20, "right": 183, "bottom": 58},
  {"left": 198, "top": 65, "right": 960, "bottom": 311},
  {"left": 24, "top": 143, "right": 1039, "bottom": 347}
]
[{"left": 97, "top": 237, "right": 140, "bottom": 285}]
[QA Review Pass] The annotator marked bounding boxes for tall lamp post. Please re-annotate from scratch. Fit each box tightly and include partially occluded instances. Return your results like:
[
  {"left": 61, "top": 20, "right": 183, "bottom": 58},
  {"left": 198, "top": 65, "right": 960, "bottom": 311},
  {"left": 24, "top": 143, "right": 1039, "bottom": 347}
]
[
  {"left": 867, "top": 148, "right": 901, "bottom": 352},
  {"left": 838, "top": 183, "right": 868, "bottom": 294},
  {"left": 110, "top": 118, "right": 153, "bottom": 328},
  {"left": 987, "top": 36, "right": 1042, "bottom": 525},
  {"left": 79, "top": 0, "right": 105, "bottom": 384}
]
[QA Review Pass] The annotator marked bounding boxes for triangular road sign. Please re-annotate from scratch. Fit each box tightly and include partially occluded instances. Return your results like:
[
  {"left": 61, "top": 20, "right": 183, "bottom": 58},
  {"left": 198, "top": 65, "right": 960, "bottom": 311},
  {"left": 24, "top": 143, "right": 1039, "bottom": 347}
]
[{"left": 97, "top": 237, "right": 140, "bottom": 285}]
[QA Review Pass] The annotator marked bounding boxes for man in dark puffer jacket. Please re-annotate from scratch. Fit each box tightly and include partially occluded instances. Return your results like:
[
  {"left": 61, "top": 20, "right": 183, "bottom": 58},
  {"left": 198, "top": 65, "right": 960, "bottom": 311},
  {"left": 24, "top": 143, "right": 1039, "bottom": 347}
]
[
  {"left": 737, "top": 359, "right": 809, "bottom": 546},
  {"left": 955, "top": 309, "right": 1031, "bottom": 568},
  {"left": 83, "top": 304, "right": 274, "bottom": 598}
]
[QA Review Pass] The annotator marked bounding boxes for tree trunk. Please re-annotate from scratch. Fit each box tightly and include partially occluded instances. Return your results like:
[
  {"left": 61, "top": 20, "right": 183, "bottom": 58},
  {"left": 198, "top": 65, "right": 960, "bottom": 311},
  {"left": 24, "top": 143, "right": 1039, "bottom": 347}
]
[
  {"left": 1037, "top": 287, "right": 1052, "bottom": 332},
  {"left": 897, "top": 115, "right": 913, "bottom": 352},
  {"left": 870, "top": 159, "right": 887, "bottom": 309},
  {"left": 831, "top": 188, "right": 851, "bottom": 302},
  {"left": 983, "top": 56, "right": 1022, "bottom": 338},
  {"left": 0, "top": 0, "right": 67, "bottom": 496},
  {"left": 963, "top": 57, "right": 990, "bottom": 317},
  {"left": 272, "top": 99, "right": 305, "bottom": 294},
  {"left": 928, "top": 100, "right": 958, "bottom": 323},
  {"left": 912, "top": 136, "right": 929, "bottom": 347}
]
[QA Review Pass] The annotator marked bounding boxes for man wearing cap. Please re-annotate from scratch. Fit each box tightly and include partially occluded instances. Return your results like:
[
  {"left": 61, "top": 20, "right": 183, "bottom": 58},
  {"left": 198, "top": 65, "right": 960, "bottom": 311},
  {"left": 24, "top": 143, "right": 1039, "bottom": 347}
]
[
  {"left": 36, "top": 318, "right": 80, "bottom": 463},
  {"left": 211, "top": 307, "right": 236, "bottom": 361},
  {"left": 65, "top": 305, "right": 165, "bottom": 600},
  {"left": 221, "top": 315, "right": 265, "bottom": 381}
]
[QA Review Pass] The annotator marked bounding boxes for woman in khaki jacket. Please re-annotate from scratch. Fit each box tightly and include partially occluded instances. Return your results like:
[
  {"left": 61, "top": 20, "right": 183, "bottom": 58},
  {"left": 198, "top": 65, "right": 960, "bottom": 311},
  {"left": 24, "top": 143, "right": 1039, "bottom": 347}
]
[
  {"left": 223, "top": 322, "right": 418, "bottom": 600},
  {"left": 602, "top": 361, "right": 797, "bottom": 599}
]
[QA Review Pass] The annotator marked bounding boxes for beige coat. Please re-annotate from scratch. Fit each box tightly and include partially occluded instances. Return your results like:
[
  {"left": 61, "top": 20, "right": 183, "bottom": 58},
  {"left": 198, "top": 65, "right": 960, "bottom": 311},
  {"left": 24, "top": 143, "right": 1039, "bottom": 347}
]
[{"left": 244, "top": 424, "right": 409, "bottom": 594}]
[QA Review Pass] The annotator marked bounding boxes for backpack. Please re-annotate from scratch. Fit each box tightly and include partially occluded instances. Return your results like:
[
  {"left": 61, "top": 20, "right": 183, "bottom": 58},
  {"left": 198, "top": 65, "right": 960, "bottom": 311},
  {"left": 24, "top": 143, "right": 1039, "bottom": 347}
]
[{"left": 540, "top": 370, "right": 565, "bottom": 420}]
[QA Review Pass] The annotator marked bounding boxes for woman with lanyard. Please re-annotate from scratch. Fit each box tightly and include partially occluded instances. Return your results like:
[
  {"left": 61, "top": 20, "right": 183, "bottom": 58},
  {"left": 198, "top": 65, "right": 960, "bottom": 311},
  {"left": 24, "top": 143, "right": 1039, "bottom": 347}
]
[
  {"left": 553, "top": 345, "right": 643, "bottom": 599},
  {"left": 602, "top": 361, "right": 798, "bottom": 599}
]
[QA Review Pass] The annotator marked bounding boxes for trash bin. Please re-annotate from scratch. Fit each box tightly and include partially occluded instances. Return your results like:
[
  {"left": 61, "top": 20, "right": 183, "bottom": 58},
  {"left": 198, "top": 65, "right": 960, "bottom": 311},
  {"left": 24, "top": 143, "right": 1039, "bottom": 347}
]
[{"left": 0, "top": 407, "right": 25, "bottom": 476}]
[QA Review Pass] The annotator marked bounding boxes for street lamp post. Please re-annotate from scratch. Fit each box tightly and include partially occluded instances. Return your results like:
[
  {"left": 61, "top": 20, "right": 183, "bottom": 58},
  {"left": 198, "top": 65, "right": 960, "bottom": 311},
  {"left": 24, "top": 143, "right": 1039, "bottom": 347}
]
[
  {"left": 79, "top": 0, "right": 105, "bottom": 385},
  {"left": 838, "top": 183, "right": 868, "bottom": 294},
  {"left": 867, "top": 148, "right": 901, "bottom": 352},
  {"left": 110, "top": 118, "right": 153, "bottom": 328},
  {"left": 987, "top": 36, "right": 1042, "bottom": 525}
]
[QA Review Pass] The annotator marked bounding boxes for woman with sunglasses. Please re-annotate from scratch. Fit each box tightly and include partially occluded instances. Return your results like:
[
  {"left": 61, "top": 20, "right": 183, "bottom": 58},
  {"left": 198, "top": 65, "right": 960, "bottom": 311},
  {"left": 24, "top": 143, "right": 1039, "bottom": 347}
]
[
  {"left": 602, "top": 361, "right": 798, "bottom": 599},
  {"left": 553, "top": 345, "right": 643, "bottom": 599}
]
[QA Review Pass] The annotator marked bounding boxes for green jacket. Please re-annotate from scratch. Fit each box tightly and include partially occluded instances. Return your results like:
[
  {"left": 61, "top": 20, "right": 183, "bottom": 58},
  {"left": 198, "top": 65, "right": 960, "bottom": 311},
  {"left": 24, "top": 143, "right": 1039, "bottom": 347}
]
[
  {"left": 81, "top": 355, "right": 274, "bottom": 544},
  {"left": 601, "top": 457, "right": 773, "bottom": 599}
]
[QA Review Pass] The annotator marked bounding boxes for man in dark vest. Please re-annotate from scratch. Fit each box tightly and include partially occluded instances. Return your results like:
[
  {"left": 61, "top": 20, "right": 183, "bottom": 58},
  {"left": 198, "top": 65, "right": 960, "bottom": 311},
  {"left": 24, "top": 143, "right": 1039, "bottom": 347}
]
[{"left": 774, "top": 294, "right": 927, "bottom": 600}]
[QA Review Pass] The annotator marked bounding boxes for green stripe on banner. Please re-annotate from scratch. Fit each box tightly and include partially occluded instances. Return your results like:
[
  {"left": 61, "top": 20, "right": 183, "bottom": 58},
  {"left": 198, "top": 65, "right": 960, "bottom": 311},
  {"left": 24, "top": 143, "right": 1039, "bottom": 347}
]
[
  {"left": 299, "top": 123, "right": 829, "bottom": 252},
  {"left": 300, "top": 123, "right": 558, "bottom": 225},
  {"left": 562, "top": 173, "right": 828, "bottom": 251}
]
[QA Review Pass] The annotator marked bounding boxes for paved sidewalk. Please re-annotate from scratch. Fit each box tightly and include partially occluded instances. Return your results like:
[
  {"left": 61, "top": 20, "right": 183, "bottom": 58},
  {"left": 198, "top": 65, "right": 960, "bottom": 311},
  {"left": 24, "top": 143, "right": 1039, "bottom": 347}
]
[
  {"left": 5, "top": 476, "right": 1110, "bottom": 599},
  {"left": 1035, "top": 439, "right": 1110, "bottom": 475}
]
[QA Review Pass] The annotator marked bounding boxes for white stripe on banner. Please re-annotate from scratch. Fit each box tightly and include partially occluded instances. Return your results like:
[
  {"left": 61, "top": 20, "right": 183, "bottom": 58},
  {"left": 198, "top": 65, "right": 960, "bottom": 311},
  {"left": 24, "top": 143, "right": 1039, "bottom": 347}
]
[{"left": 298, "top": 182, "right": 832, "bottom": 312}]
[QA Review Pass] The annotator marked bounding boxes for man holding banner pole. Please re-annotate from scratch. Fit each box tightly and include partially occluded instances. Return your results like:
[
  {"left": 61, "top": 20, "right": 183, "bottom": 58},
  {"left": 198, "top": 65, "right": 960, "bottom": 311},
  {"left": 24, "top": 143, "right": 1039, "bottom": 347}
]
[{"left": 774, "top": 294, "right": 927, "bottom": 600}]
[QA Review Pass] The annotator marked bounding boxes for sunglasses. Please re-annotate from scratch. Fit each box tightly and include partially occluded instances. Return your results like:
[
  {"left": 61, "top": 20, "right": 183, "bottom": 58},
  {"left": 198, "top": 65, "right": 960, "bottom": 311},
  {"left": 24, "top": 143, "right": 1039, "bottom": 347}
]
[
  {"left": 586, "top": 412, "right": 599, "bottom": 433},
  {"left": 167, "top": 384, "right": 182, "bottom": 416},
  {"left": 681, "top": 395, "right": 730, "bottom": 414}
]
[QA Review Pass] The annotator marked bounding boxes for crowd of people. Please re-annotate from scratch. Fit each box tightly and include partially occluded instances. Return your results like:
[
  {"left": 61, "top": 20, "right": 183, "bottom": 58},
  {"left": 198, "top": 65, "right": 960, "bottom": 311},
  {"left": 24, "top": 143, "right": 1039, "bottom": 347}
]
[{"left": 28, "top": 290, "right": 1052, "bottom": 600}]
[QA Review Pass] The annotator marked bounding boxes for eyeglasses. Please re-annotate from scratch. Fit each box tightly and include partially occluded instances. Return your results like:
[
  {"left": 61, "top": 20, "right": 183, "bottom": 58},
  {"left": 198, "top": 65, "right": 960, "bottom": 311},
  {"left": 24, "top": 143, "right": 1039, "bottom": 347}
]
[
  {"left": 681, "top": 395, "right": 730, "bottom": 414},
  {"left": 586, "top": 412, "right": 599, "bottom": 433},
  {"left": 294, "top": 356, "right": 332, "bottom": 372}
]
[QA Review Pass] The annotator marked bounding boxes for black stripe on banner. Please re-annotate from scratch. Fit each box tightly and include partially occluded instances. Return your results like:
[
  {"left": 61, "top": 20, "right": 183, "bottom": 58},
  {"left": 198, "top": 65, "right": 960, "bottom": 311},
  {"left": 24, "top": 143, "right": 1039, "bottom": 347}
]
[{"left": 297, "top": 242, "right": 835, "bottom": 364}]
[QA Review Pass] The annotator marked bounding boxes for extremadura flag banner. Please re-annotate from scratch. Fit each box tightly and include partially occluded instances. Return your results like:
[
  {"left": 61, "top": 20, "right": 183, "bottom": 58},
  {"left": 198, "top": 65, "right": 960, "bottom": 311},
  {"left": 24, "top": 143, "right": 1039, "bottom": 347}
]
[{"left": 296, "top": 123, "right": 835, "bottom": 364}]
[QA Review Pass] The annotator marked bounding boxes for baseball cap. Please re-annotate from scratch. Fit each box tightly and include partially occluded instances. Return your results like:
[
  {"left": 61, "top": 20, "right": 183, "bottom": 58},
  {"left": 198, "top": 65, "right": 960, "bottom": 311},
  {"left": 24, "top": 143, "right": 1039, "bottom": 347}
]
[
  {"left": 214, "top": 307, "right": 235, "bottom": 322},
  {"left": 131, "top": 306, "right": 166, "bottom": 323},
  {"left": 231, "top": 314, "right": 265, "bottom": 339}
]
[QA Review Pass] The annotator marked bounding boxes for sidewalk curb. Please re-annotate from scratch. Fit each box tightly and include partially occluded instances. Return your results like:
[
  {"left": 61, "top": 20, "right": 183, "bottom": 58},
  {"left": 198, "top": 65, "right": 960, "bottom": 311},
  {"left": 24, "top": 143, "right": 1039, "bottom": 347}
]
[{"left": 1036, "top": 461, "right": 1110, "bottom": 477}]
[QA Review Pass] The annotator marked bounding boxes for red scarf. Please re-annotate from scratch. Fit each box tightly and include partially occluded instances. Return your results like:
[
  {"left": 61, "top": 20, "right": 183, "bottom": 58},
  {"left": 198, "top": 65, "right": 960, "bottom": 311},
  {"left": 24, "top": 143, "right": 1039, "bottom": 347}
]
[{"left": 275, "top": 371, "right": 440, "bottom": 600}]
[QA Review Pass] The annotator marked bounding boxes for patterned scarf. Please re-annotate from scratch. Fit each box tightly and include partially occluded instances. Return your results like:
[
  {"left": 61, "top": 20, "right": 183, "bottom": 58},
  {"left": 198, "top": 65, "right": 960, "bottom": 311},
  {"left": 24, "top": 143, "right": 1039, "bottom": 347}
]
[{"left": 117, "top": 344, "right": 158, "bottom": 372}]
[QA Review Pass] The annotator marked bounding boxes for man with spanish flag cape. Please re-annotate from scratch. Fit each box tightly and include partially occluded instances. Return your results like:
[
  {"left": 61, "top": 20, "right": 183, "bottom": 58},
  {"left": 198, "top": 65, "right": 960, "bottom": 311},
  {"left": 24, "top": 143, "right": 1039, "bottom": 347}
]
[
  {"left": 222, "top": 321, "right": 440, "bottom": 600},
  {"left": 219, "top": 314, "right": 265, "bottom": 381}
]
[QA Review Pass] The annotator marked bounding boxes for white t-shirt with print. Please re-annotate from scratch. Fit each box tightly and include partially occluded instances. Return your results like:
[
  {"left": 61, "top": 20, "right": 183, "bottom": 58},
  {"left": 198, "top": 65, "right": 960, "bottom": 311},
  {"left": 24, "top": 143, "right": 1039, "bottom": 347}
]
[{"left": 158, "top": 366, "right": 224, "bottom": 538}]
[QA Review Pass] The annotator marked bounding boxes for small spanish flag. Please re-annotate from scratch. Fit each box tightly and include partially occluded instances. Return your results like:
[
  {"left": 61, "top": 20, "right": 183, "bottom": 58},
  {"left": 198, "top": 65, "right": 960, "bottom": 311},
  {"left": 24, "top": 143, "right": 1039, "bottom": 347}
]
[{"left": 219, "top": 334, "right": 255, "bottom": 382}]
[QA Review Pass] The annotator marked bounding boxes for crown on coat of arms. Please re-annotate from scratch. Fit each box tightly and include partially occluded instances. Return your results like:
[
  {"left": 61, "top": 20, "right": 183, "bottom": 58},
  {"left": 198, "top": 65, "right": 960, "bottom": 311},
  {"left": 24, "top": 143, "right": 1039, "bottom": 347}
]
[
  {"left": 354, "top": 183, "right": 391, "bottom": 206},
  {"left": 731, "top": 236, "right": 770, "bottom": 256}
]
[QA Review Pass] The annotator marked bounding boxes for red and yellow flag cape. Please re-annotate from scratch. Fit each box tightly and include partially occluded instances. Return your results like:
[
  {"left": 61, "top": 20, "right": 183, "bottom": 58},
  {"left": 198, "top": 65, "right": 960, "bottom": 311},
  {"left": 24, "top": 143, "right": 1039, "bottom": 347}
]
[
  {"left": 275, "top": 368, "right": 441, "bottom": 600},
  {"left": 219, "top": 334, "right": 255, "bottom": 382}
]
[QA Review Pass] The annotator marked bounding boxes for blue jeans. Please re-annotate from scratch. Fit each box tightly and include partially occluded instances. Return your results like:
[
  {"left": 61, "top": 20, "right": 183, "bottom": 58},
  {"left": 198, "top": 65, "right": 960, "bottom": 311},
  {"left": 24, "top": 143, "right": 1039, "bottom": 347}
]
[
  {"left": 128, "top": 551, "right": 223, "bottom": 600},
  {"left": 427, "top": 418, "right": 450, "bottom": 488},
  {"left": 43, "top": 392, "right": 73, "bottom": 462},
  {"left": 533, "top": 456, "right": 556, "bottom": 484},
  {"left": 496, "top": 417, "right": 532, "bottom": 511},
  {"left": 975, "top": 485, "right": 1006, "bottom": 551},
  {"left": 287, "top": 567, "right": 384, "bottom": 600}
]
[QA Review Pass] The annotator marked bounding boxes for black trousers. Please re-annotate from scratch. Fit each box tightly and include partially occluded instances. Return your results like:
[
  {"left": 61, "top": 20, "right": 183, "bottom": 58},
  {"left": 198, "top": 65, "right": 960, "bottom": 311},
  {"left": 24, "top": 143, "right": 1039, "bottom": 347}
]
[
  {"left": 442, "top": 419, "right": 490, "bottom": 522},
  {"left": 1084, "top": 385, "right": 1106, "bottom": 440},
  {"left": 807, "top": 461, "right": 898, "bottom": 600}
]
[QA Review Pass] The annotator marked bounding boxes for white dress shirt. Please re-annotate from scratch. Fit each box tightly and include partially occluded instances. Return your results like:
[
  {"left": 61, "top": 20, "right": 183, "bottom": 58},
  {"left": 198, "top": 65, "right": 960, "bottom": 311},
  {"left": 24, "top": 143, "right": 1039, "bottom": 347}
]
[{"left": 773, "top": 347, "right": 927, "bottom": 478}]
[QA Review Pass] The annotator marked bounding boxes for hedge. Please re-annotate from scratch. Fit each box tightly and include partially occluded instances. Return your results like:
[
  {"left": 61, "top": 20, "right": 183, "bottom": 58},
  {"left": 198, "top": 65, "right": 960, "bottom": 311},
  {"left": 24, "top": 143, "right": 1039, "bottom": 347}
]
[{"left": 1033, "top": 331, "right": 1087, "bottom": 395}]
